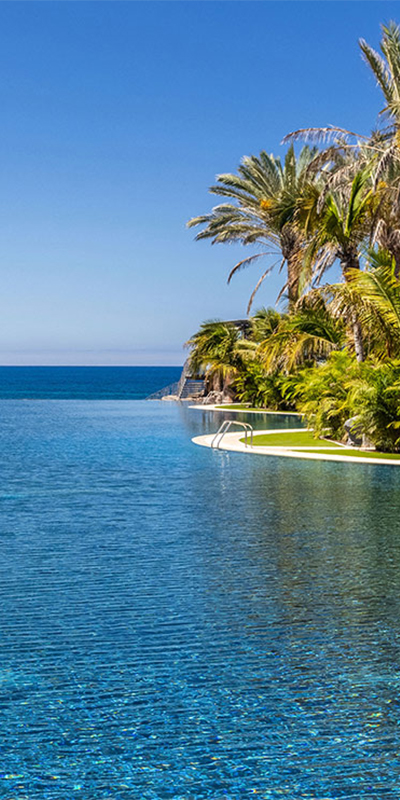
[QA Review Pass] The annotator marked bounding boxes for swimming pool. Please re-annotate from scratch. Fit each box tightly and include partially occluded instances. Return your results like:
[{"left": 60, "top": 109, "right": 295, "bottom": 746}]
[{"left": 1, "top": 400, "right": 399, "bottom": 798}]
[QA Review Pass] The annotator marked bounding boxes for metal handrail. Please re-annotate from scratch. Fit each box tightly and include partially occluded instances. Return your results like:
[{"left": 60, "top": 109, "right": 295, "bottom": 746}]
[{"left": 211, "top": 419, "right": 254, "bottom": 449}]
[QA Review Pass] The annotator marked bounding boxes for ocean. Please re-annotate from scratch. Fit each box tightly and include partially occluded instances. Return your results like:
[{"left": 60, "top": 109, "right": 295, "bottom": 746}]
[
  {"left": 1, "top": 369, "right": 399, "bottom": 798},
  {"left": 0, "top": 366, "right": 182, "bottom": 399}
]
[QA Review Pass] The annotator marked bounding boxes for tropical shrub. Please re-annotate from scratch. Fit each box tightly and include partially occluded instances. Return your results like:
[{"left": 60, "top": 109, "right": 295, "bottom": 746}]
[
  {"left": 233, "top": 359, "right": 291, "bottom": 410},
  {"left": 186, "top": 321, "right": 243, "bottom": 392},
  {"left": 347, "top": 360, "right": 400, "bottom": 451},
  {"left": 291, "top": 351, "right": 357, "bottom": 440},
  {"left": 250, "top": 307, "right": 284, "bottom": 343},
  {"left": 331, "top": 252, "right": 400, "bottom": 360},
  {"left": 292, "top": 353, "right": 400, "bottom": 450}
]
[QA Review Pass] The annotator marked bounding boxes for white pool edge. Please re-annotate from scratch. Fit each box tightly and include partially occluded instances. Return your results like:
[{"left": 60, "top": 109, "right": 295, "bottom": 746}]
[
  {"left": 189, "top": 404, "right": 302, "bottom": 415},
  {"left": 192, "top": 429, "right": 400, "bottom": 466}
]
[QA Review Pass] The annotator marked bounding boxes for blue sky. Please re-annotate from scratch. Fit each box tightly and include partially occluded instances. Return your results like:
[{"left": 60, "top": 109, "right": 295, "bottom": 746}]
[{"left": 0, "top": 1, "right": 399, "bottom": 365}]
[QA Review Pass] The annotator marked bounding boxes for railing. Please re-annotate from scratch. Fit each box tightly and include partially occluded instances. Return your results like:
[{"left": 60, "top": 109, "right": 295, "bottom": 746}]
[{"left": 211, "top": 420, "right": 253, "bottom": 449}]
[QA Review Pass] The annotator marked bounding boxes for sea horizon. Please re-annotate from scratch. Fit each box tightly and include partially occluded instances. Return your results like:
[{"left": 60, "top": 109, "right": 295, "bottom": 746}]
[
  {"left": 0, "top": 364, "right": 183, "bottom": 367},
  {"left": 0, "top": 365, "right": 182, "bottom": 400}
]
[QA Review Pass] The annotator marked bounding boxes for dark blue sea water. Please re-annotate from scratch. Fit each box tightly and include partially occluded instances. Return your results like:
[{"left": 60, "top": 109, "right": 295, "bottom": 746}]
[
  {"left": 1, "top": 374, "right": 400, "bottom": 798},
  {"left": 0, "top": 366, "right": 181, "bottom": 399}
]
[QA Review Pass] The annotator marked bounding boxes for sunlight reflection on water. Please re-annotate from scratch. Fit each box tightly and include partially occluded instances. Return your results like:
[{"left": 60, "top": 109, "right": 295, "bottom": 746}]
[{"left": 0, "top": 400, "right": 399, "bottom": 798}]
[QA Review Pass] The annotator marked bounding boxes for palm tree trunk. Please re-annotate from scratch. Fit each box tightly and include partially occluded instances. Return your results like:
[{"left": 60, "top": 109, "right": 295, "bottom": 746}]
[
  {"left": 213, "top": 371, "right": 223, "bottom": 392},
  {"left": 351, "top": 315, "right": 365, "bottom": 362},
  {"left": 341, "top": 255, "right": 365, "bottom": 363},
  {"left": 287, "top": 252, "right": 300, "bottom": 311},
  {"left": 281, "top": 228, "right": 301, "bottom": 311},
  {"left": 222, "top": 372, "right": 235, "bottom": 399}
]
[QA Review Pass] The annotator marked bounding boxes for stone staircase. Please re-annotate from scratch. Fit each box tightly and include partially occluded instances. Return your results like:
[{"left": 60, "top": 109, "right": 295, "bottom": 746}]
[
  {"left": 178, "top": 378, "right": 205, "bottom": 399},
  {"left": 146, "top": 360, "right": 206, "bottom": 401}
]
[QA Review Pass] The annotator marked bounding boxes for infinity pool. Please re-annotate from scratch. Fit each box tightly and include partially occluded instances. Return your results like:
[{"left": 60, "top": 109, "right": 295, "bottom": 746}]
[{"left": 1, "top": 400, "right": 399, "bottom": 798}]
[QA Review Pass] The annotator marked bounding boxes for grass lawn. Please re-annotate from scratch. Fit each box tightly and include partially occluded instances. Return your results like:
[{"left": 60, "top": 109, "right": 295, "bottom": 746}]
[
  {"left": 235, "top": 429, "right": 400, "bottom": 460},
  {"left": 301, "top": 448, "right": 400, "bottom": 460},
  {"left": 216, "top": 404, "right": 255, "bottom": 410},
  {"left": 240, "top": 431, "right": 338, "bottom": 448}
]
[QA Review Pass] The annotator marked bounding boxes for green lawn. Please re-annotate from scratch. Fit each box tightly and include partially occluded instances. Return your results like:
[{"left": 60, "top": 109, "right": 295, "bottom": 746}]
[
  {"left": 236, "top": 429, "right": 400, "bottom": 459},
  {"left": 216, "top": 404, "right": 255, "bottom": 410},
  {"left": 301, "top": 448, "right": 400, "bottom": 460},
  {"left": 240, "top": 431, "right": 338, "bottom": 448}
]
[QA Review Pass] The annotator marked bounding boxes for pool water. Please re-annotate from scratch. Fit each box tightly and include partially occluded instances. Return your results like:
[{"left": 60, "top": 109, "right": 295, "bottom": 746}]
[{"left": 1, "top": 400, "right": 399, "bottom": 798}]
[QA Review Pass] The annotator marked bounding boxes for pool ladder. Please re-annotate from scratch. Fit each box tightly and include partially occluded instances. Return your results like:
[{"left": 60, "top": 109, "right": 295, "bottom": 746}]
[{"left": 211, "top": 420, "right": 254, "bottom": 449}]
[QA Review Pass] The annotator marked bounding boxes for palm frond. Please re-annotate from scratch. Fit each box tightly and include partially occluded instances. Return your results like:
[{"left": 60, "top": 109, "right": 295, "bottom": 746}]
[
  {"left": 359, "top": 38, "right": 393, "bottom": 105},
  {"left": 227, "top": 252, "right": 273, "bottom": 284},
  {"left": 246, "top": 263, "right": 277, "bottom": 314},
  {"left": 188, "top": 144, "right": 322, "bottom": 309},
  {"left": 282, "top": 127, "right": 369, "bottom": 145}
]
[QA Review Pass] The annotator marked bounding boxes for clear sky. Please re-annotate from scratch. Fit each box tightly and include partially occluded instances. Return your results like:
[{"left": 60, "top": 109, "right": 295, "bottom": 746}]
[{"left": 0, "top": 1, "right": 398, "bottom": 365}]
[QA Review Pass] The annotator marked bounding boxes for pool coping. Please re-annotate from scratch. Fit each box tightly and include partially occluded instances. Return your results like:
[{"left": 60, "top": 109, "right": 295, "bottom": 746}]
[
  {"left": 192, "top": 428, "right": 400, "bottom": 466},
  {"left": 189, "top": 404, "right": 302, "bottom": 416}
]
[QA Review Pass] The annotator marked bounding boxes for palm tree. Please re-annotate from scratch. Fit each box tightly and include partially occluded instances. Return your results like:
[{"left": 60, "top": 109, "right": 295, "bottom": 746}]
[
  {"left": 186, "top": 320, "right": 250, "bottom": 394},
  {"left": 356, "top": 17, "right": 400, "bottom": 275},
  {"left": 259, "top": 295, "right": 345, "bottom": 372},
  {"left": 298, "top": 169, "right": 376, "bottom": 361},
  {"left": 187, "top": 144, "right": 319, "bottom": 311},
  {"left": 284, "top": 23, "right": 400, "bottom": 213},
  {"left": 360, "top": 22, "right": 400, "bottom": 144},
  {"left": 250, "top": 307, "right": 284, "bottom": 343},
  {"left": 328, "top": 249, "right": 400, "bottom": 358},
  {"left": 370, "top": 178, "right": 400, "bottom": 277}
]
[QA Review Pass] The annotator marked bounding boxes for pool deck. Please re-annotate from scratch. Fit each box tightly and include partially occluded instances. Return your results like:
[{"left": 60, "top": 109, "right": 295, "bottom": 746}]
[
  {"left": 192, "top": 428, "right": 400, "bottom": 466},
  {"left": 189, "top": 404, "right": 302, "bottom": 416}
]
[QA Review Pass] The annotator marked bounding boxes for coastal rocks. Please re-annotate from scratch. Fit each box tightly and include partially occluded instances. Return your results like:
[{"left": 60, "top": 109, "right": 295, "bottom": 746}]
[
  {"left": 161, "top": 393, "right": 205, "bottom": 402},
  {"left": 344, "top": 417, "right": 374, "bottom": 449},
  {"left": 160, "top": 389, "right": 233, "bottom": 404},
  {"left": 202, "top": 391, "right": 232, "bottom": 405},
  {"left": 344, "top": 417, "right": 363, "bottom": 446}
]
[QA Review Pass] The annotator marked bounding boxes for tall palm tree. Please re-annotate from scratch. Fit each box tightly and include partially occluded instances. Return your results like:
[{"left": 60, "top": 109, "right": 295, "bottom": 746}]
[
  {"left": 284, "top": 23, "right": 400, "bottom": 203},
  {"left": 357, "top": 23, "right": 400, "bottom": 279},
  {"left": 298, "top": 169, "right": 376, "bottom": 361},
  {"left": 187, "top": 144, "right": 319, "bottom": 311},
  {"left": 360, "top": 22, "right": 400, "bottom": 142}
]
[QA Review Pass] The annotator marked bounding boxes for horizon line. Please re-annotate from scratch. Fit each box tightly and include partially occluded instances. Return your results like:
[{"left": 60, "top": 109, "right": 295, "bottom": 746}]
[{"left": 0, "top": 364, "right": 184, "bottom": 368}]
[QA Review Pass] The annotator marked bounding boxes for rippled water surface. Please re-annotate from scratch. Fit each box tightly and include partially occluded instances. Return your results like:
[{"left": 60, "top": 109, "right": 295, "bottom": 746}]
[{"left": 1, "top": 400, "right": 400, "bottom": 799}]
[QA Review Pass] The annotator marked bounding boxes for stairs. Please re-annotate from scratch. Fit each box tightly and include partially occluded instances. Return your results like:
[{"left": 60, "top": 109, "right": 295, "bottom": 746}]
[
  {"left": 179, "top": 379, "right": 205, "bottom": 399},
  {"left": 146, "top": 359, "right": 206, "bottom": 401}
]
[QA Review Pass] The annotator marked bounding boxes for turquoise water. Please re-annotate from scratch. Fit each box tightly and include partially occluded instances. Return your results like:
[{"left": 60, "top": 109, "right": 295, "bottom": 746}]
[{"left": 1, "top": 395, "right": 400, "bottom": 798}]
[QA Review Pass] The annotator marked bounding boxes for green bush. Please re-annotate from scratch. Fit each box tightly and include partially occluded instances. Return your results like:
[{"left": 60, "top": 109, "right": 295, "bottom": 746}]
[
  {"left": 292, "top": 351, "right": 400, "bottom": 451},
  {"left": 347, "top": 360, "right": 400, "bottom": 452},
  {"left": 290, "top": 351, "right": 357, "bottom": 440},
  {"left": 233, "top": 360, "right": 291, "bottom": 410}
]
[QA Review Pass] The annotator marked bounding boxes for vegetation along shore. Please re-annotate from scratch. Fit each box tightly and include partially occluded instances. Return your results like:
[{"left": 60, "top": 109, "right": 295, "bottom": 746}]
[{"left": 185, "top": 21, "right": 400, "bottom": 455}]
